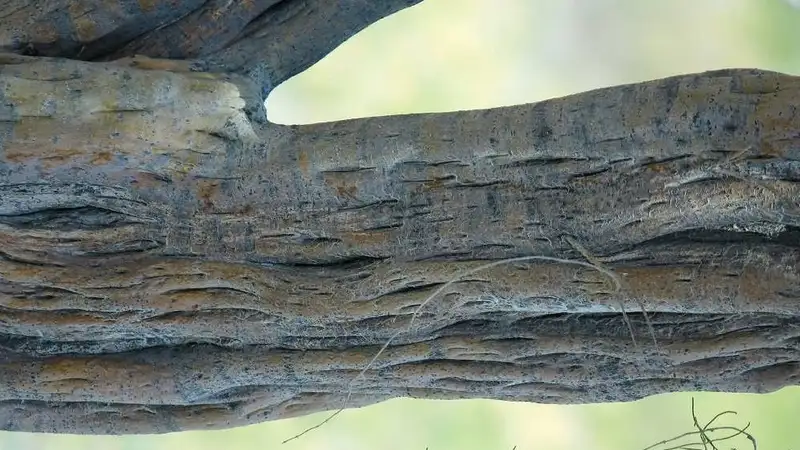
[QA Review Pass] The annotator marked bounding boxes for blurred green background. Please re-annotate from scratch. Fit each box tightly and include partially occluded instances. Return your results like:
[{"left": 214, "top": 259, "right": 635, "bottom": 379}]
[
  {"left": 268, "top": 0, "right": 800, "bottom": 124},
  {"left": 3, "top": 0, "right": 800, "bottom": 449}
]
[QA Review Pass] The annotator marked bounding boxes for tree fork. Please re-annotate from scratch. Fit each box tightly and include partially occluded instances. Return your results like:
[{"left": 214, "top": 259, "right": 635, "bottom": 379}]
[{"left": 1, "top": 0, "right": 799, "bottom": 436}]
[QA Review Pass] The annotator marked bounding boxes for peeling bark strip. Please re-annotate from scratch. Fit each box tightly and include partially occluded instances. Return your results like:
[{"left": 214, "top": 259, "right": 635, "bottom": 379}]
[{"left": 0, "top": 51, "right": 798, "bottom": 434}]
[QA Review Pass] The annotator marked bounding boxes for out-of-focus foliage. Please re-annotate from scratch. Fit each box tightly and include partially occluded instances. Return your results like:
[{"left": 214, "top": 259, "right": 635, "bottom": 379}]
[
  {"left": 269, "top": 0, "right": 800, "bottom": 124},
  {"left": 3, "top": 1, "right": 799, "bottom": 449}
]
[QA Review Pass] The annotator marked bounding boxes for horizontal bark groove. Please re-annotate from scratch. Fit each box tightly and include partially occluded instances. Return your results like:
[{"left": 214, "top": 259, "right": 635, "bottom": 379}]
[{"left": 0, "top": 56, "right": 799, "bottom": 433}]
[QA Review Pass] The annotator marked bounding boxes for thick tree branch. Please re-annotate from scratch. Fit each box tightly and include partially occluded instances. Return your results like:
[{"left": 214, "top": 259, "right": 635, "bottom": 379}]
[
  {"left": 0, "top": 0, "right": 424, "bottom": 99},
  {"left": 0, "top": 56, "right": 799, "bottom": 434}
]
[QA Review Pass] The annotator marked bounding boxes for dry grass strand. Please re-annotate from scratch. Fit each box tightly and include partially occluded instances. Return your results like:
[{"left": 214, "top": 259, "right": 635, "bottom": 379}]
[
  {"left": 284, "top": 244, "right": 643, "bottom": 443},
  {"left": 563, "top": 235, "right": 659, "bottom": 349}
]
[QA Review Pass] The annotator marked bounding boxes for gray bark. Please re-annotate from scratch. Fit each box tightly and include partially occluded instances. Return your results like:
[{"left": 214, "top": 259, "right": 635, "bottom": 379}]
[
  {"left": 0, "top": 0, "right": 799, "bottom": 436},
  {"left": 0, "top": 0, "right": 423, "bottom": 101}
]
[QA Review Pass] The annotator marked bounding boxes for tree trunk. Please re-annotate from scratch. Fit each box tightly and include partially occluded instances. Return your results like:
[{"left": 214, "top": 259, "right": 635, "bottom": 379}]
[{"left": 1, "top": 0, "right": 799, "bottom": 435}]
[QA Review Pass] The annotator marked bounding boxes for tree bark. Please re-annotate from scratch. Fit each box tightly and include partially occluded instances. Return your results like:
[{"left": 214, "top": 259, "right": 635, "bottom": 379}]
[
  {"left": 0, "top": 0, "right": 424, "bottom": 100},
  {"left": 1, "top": 0, "right": 799, "bottom": 436}
]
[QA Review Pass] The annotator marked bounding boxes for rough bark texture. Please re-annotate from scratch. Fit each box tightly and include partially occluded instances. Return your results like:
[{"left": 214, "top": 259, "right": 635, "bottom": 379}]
[
  {"left": 0, "top": 0, "right": 423, "bottom": 100},
  {"left": 1, "top": 0, "right": 799, "bottom": 436}
]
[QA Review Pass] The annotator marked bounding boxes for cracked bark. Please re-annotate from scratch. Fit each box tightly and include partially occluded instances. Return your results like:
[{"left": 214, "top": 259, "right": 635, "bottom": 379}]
[{"left": 1, "top": 0, "right": 799, "bottom": 436}]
